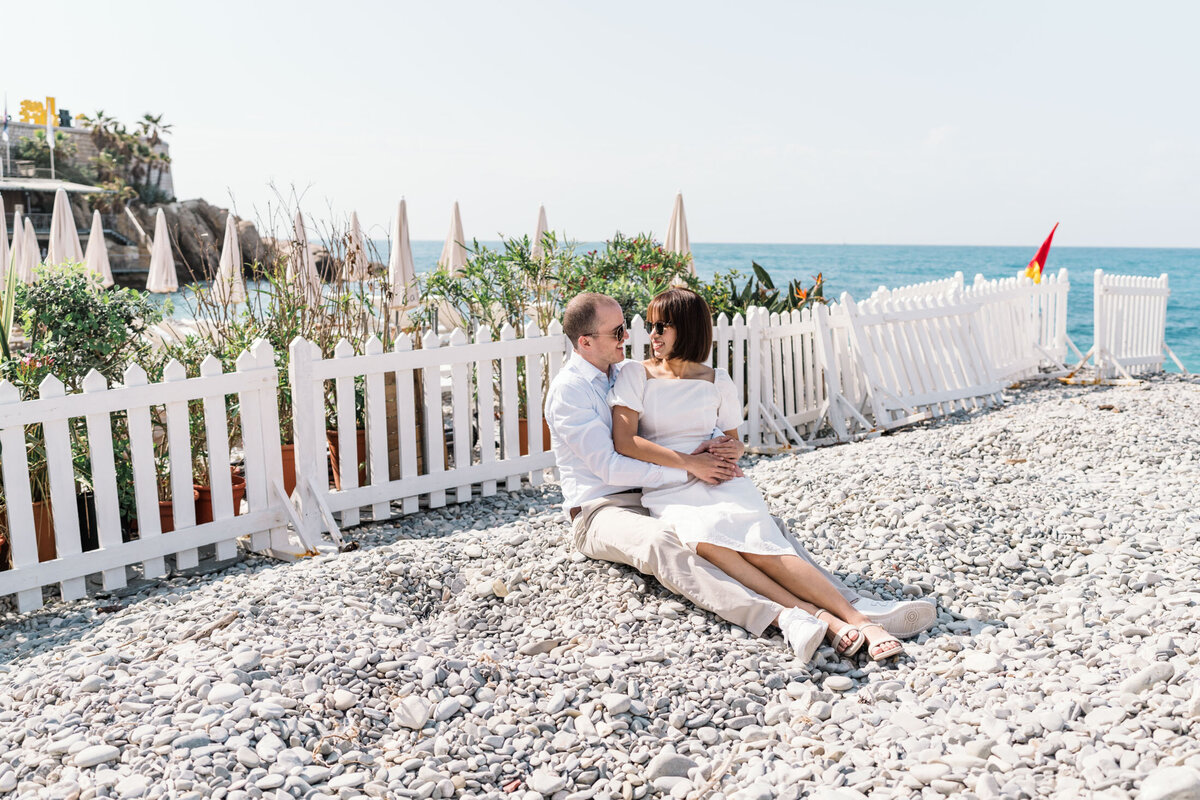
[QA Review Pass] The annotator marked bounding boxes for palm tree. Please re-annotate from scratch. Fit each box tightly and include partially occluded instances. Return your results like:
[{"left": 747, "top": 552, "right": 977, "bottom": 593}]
[{"left": 137, "top": 113, "right": 173, "bottom": 148}]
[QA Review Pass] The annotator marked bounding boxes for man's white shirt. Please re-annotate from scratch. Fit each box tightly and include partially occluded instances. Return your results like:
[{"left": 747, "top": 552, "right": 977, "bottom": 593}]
[{"left": 545, "top": 352, "right": 687, "bottom": 513}]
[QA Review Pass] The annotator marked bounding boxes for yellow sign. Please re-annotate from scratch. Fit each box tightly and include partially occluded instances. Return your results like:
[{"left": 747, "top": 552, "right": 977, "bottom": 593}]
[{"left": 18, "top": 97, "right": 57, "bottom": 126}]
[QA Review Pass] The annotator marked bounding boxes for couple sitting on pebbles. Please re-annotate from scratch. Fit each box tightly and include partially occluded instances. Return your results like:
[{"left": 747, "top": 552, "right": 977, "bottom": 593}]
[{"left": 545, "top": 288, "right": 936, "bottom": 663}]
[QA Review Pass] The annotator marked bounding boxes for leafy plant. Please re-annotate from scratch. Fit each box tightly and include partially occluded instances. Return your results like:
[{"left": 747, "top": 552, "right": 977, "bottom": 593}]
[
  {"left": 13, "top": 263, "right": 163, "bottom": 391},
  {"left": 2, "top": 264, "right": 165, "bottom": 517},
  {"left": 0, "top": 251, "right": 18, "bottom": 359},
  {"left": 557, "top": 232, "right": 700, "bottom": 320},
  {"left": 704, "top": 263, "right": 827, "bottom": 318}
]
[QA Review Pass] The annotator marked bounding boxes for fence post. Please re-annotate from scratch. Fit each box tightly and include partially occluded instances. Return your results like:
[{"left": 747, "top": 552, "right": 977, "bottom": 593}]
[
  {"left": 422, "top": 329, "right": 447, "bottom": 508},
  {"left": 333, "top": 339, "right": 360, "bottom": 528},
  {"left": 0, "top": 380, "right": 44, "bottom": 612},
  {"left": 746, "top": 306, "right": 764, "bottom": 448},
  {"left": 82, "top": 369, "right": 127, "bottom": 589},
  {"left": 363, "top": 335, "right": 390, "bottom": 522},
  {"left": 287, "top": 337, "right": 322, "bottom": 545},
  {"left": 1093, "top": 269, "right": 1107, "bottom": 379},
  {"left": 37, "top": 374, "right": 86, "bottom": 601}
]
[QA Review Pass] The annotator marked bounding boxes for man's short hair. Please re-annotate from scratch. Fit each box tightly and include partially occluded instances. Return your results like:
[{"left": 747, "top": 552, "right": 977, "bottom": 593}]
[
  {"left": 647, "top": 288, "right": 713, "bottom": 363},
  {"left": 563, "top": 292, "right": 617, "bottom": 348}
]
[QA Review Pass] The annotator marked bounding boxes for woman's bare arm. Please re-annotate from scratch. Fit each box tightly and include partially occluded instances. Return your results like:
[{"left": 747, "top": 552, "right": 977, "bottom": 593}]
[{"left": 611, "top": 405, "right": 736, "bottom": 484}]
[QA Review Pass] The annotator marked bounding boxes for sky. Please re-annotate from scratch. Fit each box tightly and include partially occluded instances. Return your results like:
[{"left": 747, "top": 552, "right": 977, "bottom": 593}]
[{"left": 3, "top": 1, "right": 1198, "bottom": 247}]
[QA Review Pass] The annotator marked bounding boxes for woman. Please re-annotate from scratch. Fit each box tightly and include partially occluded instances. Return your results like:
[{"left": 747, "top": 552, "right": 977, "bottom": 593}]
[{"left": 608, "top": 288, "right": 903, "bottom": 662}]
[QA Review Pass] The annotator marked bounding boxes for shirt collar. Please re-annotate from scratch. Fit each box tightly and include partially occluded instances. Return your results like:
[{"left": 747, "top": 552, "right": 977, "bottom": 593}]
[{"left": 569, "top": 351, "right": 613, "bottom": 387}]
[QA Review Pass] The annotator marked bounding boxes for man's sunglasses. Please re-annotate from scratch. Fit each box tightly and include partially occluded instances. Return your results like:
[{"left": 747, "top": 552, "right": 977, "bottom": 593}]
[{"left": 583, "top": 323, "right": 628, "bottom": 340}]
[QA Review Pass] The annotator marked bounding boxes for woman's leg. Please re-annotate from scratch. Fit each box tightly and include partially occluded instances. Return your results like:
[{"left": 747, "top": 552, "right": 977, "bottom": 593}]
[
  {"left": 742, "top": 553, "right": 871, "bottom": 626},
  {"left": 695, "top": 544, "right": 858, "bottom": 646},
  {"left": 742, "top": 552, "right": 900, "bottom": 656}
]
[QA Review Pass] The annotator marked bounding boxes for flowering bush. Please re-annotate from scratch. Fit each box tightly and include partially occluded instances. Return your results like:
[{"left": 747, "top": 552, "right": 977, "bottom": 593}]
[{"left": 557, "top": 233, "right": 701, "bottom": 320}]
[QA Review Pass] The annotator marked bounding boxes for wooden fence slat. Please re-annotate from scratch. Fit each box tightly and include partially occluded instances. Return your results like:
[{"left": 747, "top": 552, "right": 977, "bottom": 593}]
[
  {"left": 162, "top": 360, "right": 199, "bottom": 570},
  {"left": 475, "top": 326, "right": 498, "bottom": 498},
  {"left": 499, "top": 324, "right": 522, "bottom": 492},
  {"left": 333, "top": 339, "right": 360, "bottom": 528},
  {"left": 421, "top": 330, "right": 447, "bottom": 508},
  {"left": 37, "top": 375, "right": 86, "bottom": 601},
  {"left": 123, "top": 364, "right": 166, "bottom": 580},
  {"left": 364, "top": 336, "right": 390, "bottom": 521},
  {"left": 524, "top": 322, "right": 545, "bottom": 487},
  {"left": 449, "top": 328, "right": 473, "bottom": 503},
  {"left": 82, "top": 370, "right": 127, "bottom": 589},
  {"left": 392, "top": 335, "right": 420, "bottom": 514},
  {"left": 199, "top": 356, "right": 237, "bottom": 562},
  {"left": 0, "top": 380, "right": 44, "bottom": 611},
  {"left": 249, "top": 343, "right": 284, "bottom": 552}
]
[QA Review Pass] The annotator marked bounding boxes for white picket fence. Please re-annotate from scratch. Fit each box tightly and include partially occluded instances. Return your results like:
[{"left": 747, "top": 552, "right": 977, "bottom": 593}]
[
  {"left": 963, "top": 268, "right": 1072, "bottom": 381},
  {"left": 1085, "top": 270, "right": 1183, "bottom": 380},
  {"left": 287, "top": 324, "right": 573, "bottom": 541},
  {"left": 0, "top": 341, "right": 295, "bottom": 613},
  {"left": 7, "top": 263, "right": 1187, "bottom": 611}
]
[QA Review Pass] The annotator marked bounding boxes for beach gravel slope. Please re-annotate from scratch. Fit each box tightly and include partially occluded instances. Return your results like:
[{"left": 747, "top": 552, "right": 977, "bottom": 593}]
[{"left": 1, "top": 376, "right": 1198, "bottom": 799}]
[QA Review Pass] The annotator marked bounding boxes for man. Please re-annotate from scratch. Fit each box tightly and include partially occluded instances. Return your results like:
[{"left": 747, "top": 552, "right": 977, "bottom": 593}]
[{"left": 544, "top": 293, "right": 935, "bottom": 657}]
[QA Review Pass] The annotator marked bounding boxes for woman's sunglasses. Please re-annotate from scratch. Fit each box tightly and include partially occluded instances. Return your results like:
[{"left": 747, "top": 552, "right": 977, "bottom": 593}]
[{"left": 648, "top": 321, "right": 674, "bottom": 336}]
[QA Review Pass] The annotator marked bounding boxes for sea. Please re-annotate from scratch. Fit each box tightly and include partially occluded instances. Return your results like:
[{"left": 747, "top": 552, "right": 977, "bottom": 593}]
[{"left": 160, "top": 242, "right": 1200, "bottom": 373}]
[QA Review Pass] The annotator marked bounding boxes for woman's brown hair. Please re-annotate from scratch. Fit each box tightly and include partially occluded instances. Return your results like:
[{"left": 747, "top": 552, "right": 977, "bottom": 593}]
[{"left": 647, "top": 288, "right": 712, "bottom": 363}]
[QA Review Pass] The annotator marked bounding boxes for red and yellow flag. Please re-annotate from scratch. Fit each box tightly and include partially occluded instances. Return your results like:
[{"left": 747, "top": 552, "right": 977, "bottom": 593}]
[{"left": 1024, "top": 223, "right": 1059, "bottom": 284}]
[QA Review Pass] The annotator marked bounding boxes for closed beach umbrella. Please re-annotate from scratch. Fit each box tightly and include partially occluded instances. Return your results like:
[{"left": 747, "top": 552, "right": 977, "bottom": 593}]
[
  {"left": 213, "top": 213, "right": 246, "bottom": 304},
  {"left": 344, "top": 211, "right": 370, "bottom": 282},
  {"left": 18, "top": 218, "right": 39, "bottom": 283},
  {"left": 664, "top": 192, "right": 694, "bottom": 280},
  {"left": 287, "top": 211, "right": 321, "bottom": 305},
  {"left": 438, "top": 201, "right": 468, "bottom": 273},
  {"left": 84, "top": 210, "right": 115, "bottom": 288},
  {"left": 0, "top": 197, "right": 9, "bottom": 282},
  {"left": 145, "top": 208, "right": 179, "bottom": 293},
  {"left": 387, "top": 199, "right": 418, "bottom": 310},
  {"left": 434, "top": 202, "right": 467, "bottom": 330},
  {"left": 530, "top": 204, "right": 549, "bottom": 261},
  {"left": 47, "top": 187, "right": 84, "bottom": 267}
]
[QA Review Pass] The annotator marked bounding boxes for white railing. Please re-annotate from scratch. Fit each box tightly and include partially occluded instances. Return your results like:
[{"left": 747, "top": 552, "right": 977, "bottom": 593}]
[
  {"left": 1088, "top": 270, "right": 1184, "bottom": 380},
  {"left": 287, "top": 324, "right": 573, "bottom": 542},
  {"left": 963, "top": 268, "right": 1071, "bottom": 381},
  {"left": 0, "top": 341, "right": 295, "bottom": 613},
  {"left": 870, "top": 272, "right": 964, "bottom": 302},
  {"left": 840, "top": 292, "right": 1004, "bottom": 429}
]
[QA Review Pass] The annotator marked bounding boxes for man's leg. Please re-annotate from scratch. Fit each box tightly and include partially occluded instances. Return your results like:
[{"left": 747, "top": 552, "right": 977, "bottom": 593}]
[{"left": 575, "top": 494, "right": 782, "bottom": 636}]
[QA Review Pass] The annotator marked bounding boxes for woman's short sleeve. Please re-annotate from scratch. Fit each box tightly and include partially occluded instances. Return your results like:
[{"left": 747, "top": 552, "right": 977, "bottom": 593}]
[
  {"left": 714, "top": 369, "right": 744, "bottom": 430},
  {"left": 607, "top": 362, "right": 648, "bottom": 413}
]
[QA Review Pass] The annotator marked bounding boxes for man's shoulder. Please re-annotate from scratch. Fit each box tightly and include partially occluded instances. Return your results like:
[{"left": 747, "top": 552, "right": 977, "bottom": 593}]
[{"left": 547, "top": 362, "right": 589, "bottom": 403}]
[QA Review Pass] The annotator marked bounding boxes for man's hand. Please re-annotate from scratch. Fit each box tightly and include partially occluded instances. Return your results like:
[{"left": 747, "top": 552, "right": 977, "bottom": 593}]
[
  {"left": 693, "top": 435, "right": 745, "bottom": 462},
  {"left": 684, "top": 452, "right": 741, "bottom": 485}
]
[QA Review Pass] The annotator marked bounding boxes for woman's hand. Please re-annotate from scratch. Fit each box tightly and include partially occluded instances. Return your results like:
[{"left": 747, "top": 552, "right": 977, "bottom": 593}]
[
  {"left": 684, "top": 452, "right": 741, "bottom": 485},
  {"left": 693, "top": 434, "right": 745, "bottom": 462}
]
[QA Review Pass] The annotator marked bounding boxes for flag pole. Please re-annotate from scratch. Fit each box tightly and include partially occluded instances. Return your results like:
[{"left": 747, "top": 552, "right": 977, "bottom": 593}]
[{"left": 47, "top": 116, "right": 56, "bottom": 181}]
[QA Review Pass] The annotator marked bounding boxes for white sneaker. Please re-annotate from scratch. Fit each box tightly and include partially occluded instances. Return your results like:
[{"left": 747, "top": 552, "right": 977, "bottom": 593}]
[
  {"left": 850, "top": 597, "right": 936, "bottom": 638},
  {"left": 778, "top": 607, "right": 828, "bottom": 662}
]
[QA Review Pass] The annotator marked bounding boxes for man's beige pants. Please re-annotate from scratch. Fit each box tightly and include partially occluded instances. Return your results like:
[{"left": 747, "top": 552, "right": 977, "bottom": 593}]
[{"left": 573, "top": 490, "right": 859, "bottom": 636}]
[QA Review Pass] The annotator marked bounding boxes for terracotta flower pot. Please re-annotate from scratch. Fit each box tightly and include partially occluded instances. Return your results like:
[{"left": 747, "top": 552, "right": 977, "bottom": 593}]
[
  {"left": 194, "top": 468, "right": 247, "bottom": 525},
  {"left": 518, "top": 418, "right": 552, "bottom": 456},
  {"left": 327, "top": 428, "right": 368, "bottom": 490},
  {"left": 280, "top": 444, "right": 297, "bottom": 498},
  {"left": 32, "top": 500, "right": 56, "bottom": 562},
  {"left": 159, "top": 489, "right": 201, "bottom": 534}
]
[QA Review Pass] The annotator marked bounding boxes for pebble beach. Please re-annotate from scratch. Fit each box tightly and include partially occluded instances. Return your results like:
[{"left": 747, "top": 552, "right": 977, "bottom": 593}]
[{"left": 2, "top": 375, "right": 1199, "bottom": 800}]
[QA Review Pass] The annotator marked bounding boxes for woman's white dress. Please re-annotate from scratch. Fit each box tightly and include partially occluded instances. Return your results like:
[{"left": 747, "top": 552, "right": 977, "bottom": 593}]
[{"left": 608, "top": 363, "right": 795, "bottom": 556}]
